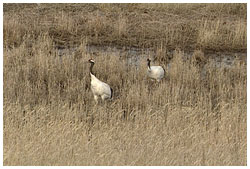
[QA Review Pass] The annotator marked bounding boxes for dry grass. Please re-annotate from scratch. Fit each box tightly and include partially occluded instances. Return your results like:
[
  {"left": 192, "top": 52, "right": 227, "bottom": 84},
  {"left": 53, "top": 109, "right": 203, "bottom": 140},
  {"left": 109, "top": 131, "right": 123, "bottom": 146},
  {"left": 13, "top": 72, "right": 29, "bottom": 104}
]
[
  {"left": 3, "top": 3, "right": 247, "bottom": 166},
  {"left": 3, "top": 3, "right": 247, "bottom": 51}
]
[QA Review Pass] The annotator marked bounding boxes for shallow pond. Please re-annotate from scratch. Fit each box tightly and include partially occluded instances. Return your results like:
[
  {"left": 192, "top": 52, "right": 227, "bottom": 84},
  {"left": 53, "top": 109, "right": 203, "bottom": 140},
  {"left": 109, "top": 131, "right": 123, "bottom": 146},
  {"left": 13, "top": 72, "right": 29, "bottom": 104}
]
[{"left": 56, "top": 45, "right": 246, "bottom": 70}]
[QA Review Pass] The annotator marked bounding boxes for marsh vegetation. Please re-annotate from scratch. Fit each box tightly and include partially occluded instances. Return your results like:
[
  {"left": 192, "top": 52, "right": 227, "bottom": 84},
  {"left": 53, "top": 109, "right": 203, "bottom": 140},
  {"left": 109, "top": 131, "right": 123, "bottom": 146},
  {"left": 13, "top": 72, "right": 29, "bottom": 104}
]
[{"left": 3, "top": 3, "right": 247, "bottom": 165}]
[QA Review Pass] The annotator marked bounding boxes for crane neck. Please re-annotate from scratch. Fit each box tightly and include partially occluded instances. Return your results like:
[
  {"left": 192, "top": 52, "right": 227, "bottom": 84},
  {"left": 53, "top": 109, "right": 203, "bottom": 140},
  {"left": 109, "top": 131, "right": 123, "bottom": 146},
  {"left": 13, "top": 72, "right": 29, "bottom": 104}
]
[
  {"left": 147, "top": 60, "right": 151, "bottom": 69},
  {"left": 89, "top": 62, "right": 95, "bottom": 76}
]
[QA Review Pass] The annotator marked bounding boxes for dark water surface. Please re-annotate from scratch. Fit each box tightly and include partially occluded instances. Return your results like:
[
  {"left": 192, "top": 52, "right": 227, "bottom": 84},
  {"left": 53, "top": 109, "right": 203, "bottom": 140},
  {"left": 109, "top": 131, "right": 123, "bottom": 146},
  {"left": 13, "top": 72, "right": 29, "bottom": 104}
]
[{"left": 56, "top": 45, "right": 246, "bottom": 70}]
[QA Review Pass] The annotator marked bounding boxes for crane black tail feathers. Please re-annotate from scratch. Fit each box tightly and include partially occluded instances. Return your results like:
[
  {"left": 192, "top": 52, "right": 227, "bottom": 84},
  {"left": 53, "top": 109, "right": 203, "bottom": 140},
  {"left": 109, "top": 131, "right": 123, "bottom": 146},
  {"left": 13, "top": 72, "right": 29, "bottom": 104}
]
[
  {"left": 110, "top": 87, "right": 113, "bottom": 99},
  {"left": 162, "top": 67, "right": 166, "bottom": 74}
]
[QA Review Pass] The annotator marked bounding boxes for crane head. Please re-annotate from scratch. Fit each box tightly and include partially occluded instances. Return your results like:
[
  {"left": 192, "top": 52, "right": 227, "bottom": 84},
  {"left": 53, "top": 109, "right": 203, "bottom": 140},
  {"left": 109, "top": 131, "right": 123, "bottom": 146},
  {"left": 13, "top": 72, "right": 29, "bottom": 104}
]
[{"left": 88, "top": 58, "right": 95, "bottom": 63}]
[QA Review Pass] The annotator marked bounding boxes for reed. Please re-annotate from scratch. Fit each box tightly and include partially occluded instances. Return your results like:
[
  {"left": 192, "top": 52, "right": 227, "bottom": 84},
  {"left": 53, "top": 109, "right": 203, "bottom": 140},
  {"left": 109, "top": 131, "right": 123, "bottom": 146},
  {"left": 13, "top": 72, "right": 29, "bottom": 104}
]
[
  {"left": 3, "top": 3, "right": 247, "bottom": 51},
  {"left": 3, "top": 3, "right": 246, "bottom": 166}
]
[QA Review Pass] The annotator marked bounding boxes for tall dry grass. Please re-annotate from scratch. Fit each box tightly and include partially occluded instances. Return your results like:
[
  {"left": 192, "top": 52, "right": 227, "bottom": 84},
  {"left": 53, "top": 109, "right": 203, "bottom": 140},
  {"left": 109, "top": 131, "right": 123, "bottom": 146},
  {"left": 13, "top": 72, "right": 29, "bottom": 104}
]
[
  {"left": 3, "top": 3, "right": 247, "bottom": 166},
  {"left": 3, "top": 3, "right": 247, "bottom": 51}
]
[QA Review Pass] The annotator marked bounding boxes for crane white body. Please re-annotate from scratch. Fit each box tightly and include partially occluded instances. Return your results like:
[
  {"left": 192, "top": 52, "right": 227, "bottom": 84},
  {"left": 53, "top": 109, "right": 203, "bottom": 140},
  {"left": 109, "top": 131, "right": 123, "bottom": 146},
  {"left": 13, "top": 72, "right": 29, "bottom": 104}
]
[
  {"left": 88, "top": 59, "right": 113, "bottom": 103},
  {"left": 90, "top": 73, "right": 112, "bottom": 102},
  {"left": 147, "top": 59, "right": 165, "bottom": 82}
]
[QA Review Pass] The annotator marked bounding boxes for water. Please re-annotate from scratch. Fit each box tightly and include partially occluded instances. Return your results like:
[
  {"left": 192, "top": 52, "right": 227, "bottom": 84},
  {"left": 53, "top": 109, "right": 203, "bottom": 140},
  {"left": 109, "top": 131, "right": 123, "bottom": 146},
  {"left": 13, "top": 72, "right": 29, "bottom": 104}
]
[{"left": 56, "top": 45, "right": 246, "bottom": 70}]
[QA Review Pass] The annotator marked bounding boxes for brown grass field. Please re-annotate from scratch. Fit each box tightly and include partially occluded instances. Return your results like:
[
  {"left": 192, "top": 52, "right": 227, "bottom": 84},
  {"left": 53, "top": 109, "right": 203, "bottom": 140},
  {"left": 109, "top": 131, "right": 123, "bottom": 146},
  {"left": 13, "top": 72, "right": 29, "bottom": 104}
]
[{"left": 3, "top": 3, "right": 247, "bottom": 165}]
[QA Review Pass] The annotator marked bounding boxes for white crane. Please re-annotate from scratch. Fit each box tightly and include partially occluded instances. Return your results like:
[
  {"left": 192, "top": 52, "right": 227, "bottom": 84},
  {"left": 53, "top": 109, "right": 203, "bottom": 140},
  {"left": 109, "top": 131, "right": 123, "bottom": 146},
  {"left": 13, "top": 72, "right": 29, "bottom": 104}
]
[
  {"left": 88, "top": 59, "right": 113, "bottom": 103},
  {"left": 147, "top": 58, "right": 165, "bottom": 82}
]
